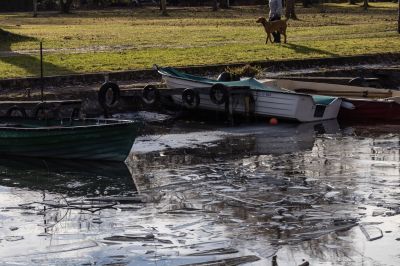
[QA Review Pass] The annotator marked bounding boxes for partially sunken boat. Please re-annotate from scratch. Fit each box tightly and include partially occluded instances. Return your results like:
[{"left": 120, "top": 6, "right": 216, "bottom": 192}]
[
  {"left": 156, "top": 66, "right": 342, "bottom": 123},
  {"left": 0, "top": 118, "right": 142, "bottom": 161}
]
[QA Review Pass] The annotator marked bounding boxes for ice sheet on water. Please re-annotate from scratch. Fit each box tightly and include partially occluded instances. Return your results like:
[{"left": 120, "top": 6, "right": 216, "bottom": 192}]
[
  {"left": 5, "top": 236, "right": 24, "bottom": 242},
  {"left": 46, "top": 240, "right": 98, "bottom": 253},
  {"left": 112, "top": 111, "right": 173, "bottom": 123},
  {"left": 132, "top": 131, "right": 238, "bottom": 154}
]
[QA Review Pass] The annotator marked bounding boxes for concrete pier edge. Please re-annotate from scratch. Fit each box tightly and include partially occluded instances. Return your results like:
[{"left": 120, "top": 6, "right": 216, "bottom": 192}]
[{"left": 1, "top": 53, "right": 399, "bottom": 90}]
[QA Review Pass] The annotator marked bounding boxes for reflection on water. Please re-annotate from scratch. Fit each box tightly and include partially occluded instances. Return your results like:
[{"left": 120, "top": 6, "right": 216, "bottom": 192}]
[
  {"left": 1, "top": 121, "right": 400, "bottom": 265},
  {"left": 0, "top": 158, "right": 135, "bottom": 196}
]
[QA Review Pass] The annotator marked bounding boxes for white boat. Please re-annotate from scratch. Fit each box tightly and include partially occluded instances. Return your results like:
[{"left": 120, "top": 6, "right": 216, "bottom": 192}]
[{"left": 157, "top": 67, "right": 342, "bottom": 123}]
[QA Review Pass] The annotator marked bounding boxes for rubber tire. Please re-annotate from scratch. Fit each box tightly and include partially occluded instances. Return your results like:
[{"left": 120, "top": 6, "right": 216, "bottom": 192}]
[
  {"left": 142, "top": 84, "right": 160, "bottom": 105},
  {"left": 182, "top": 88, "right": 200, "bottom": 109},
  {"left": 98, "top": 82, "right": 120, "bottom": 110},
  {"left": 70, "top": 107, "right": 80, "bottom": 119},
  {"left": 6, "top": 106, "right": 27, "bottom": 118},
  {"left": 32, "top": 102, "right": 50, "bottom": 119},
  {"left": 209, "top": 83, "right": 228, "bottom": 105}
]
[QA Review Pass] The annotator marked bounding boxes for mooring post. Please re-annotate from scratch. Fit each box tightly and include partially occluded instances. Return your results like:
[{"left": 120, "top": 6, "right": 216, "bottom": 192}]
[
  {"left": 229, "top": 95, "right": 233, "bottom": 125},
  {"left": 26, "top": 88, "right": 31, "bottom": 99},
  {"left": 244, "top": 94, "right": 250, "bottom": 121},
  {"left": 225, "top": 91, "right": 233, "bottom": 125}
]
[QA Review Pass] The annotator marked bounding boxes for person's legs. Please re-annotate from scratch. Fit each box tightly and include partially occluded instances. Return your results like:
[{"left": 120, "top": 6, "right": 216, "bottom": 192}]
[{"left": 269, "top": 15, "right": 281, "bottom": 43}]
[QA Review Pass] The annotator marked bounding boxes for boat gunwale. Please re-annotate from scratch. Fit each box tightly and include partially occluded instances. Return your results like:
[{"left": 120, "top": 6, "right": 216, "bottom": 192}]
[
  {"left": 0, "top": 118, "right": 141, "bottom": 131},
  {"left": 159, "top": 70, "right": 339, "bottom": 104}
]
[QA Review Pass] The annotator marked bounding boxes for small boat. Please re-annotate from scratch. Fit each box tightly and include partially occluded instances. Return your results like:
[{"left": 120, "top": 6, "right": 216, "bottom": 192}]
[
  {"left": 261, "top": 79, "right": 400, "bottom": 122},
  {"left": 157, "top": 67, "right": 342, "bottom": 123},
  {"left": 0, "top": 118, "right": 143, "bottom": 161}
]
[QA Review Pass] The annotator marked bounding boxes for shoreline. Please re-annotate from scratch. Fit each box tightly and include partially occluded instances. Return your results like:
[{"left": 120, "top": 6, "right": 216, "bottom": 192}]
[{"left": 1, "top": 53, "right": 399, "bottom": 90}]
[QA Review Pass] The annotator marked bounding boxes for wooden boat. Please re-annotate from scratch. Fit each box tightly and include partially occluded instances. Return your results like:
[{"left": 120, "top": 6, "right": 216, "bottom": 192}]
[
  {"left": 261, "top": 79, "right": 400, "bottom": 122},
  {"left": 0, "top": 118, "right": 142, "bottom": 161},
  {"left": 261, "top": 79, "right": 400, "bottom": 98},
  {"left": 157, "top": 67, "right": 342, "bottom": 123}
]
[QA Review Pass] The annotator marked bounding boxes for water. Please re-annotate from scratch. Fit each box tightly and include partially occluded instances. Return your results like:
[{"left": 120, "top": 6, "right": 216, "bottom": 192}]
[{"left": 0, "top": 120, "right": 399, "bottom": 265}]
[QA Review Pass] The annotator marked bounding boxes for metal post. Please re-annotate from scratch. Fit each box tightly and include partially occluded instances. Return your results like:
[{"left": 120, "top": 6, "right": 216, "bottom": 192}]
[{"left": 40, "top": 42, "right": 44, "bottom": 102}]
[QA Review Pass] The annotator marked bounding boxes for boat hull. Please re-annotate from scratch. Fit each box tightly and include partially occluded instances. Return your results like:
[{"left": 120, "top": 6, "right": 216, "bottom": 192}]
[
  {"left": 264, "top": 79, "right": 400, "bottom": 122},
  {"left": 163, "top": 75, "right": 341, "bottom": 122},
  {"left": 0, "top": 119, "right": 142, "bottom": 161},
  {"left": 339, "top": 99, "right": 400, "bottom": 122}
]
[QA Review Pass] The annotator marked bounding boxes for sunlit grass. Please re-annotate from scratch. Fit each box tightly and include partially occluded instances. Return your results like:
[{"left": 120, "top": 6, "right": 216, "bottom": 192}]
[{"left": 0, "top": 4, "right": 398, "bottom": 79}]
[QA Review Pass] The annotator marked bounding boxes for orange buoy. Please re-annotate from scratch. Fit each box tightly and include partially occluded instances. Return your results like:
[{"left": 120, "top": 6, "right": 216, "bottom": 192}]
[{"left": 269, "top": 117, "right": 278, "bottom": 125}]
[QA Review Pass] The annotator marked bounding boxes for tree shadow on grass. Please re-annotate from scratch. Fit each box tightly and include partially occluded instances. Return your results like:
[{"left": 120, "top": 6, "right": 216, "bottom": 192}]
[
  {"left": 0, "top": 29, "right": 73, "bottom": 78},
  {"left": 283, "top": 43, "right": 339, "bottom": 57}
]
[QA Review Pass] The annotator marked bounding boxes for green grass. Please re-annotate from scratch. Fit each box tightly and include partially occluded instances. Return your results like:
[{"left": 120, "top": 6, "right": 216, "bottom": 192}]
[{"left": 0, "top": 3, "right": 399, "bottom": 79}]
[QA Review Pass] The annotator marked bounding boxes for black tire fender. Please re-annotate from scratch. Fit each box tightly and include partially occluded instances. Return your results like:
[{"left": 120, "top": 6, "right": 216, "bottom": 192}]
[
  {"left": 142, "top": 84, "right": 160, "bottom": 105},
  {"left": 6, "top": 106, "right": 27, "bottom": 118},
  {"left": 32, "top": 102, "right": 50, "bottom": 119},
  {"left": 70, "top": 107, "right": 80, "bottom": 119},
  {"left": 98, "top": 82, "right": 120, "bottom": 110},
  {"left": 182, "top": 88, "right": 200, "bottom": 109},
  {"left": 209, "top": 83, "right": 228, "bottom": 105}
]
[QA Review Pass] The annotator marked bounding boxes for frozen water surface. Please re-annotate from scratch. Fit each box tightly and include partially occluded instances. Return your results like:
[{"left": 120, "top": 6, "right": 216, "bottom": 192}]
[{"left": 0, "top": 119, "right": 399, "bottom": 265}]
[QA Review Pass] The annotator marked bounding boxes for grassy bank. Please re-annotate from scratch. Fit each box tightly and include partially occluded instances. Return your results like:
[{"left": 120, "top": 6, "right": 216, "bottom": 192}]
[{"left": 0, "top": 3, "right": 399, "bottom": 79}]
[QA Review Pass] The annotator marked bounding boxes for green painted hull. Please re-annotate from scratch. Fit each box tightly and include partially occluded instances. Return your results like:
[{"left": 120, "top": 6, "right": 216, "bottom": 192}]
[{"left": 0, "top": 118, "right": 142, "bottom": 161}]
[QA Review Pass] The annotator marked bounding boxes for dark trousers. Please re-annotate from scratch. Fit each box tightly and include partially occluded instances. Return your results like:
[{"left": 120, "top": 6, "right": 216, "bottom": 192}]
[{"left": 269, "top": 15, "right": 281, "bottom": 43}]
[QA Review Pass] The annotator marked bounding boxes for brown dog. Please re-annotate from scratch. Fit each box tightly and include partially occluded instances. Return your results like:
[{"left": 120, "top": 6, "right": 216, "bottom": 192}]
[{"left": 256, "top": 17, "right": 288, "bottom": 44}]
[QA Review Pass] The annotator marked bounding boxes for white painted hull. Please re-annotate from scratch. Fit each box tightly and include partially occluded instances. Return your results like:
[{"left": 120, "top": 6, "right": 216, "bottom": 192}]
[{"left": 162, "top": 75, "right": 341, "bottom": 122}]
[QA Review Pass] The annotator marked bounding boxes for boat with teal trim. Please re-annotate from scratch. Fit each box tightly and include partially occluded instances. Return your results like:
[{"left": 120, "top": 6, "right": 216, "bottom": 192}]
[
  {"left": 0, "top": 118, "right": 142, "bottom": 161},
  {"left": 157, "top": 66, "right": 342, "bottom": 122}
]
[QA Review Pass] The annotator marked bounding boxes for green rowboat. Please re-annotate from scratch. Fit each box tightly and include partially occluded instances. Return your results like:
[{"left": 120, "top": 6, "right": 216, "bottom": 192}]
[{"left": 0, "top": 118, "right": 142, "bottom": 161}]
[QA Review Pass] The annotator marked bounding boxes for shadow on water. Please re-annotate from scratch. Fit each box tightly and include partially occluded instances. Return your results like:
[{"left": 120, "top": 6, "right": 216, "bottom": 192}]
[
  {"left": 0, "top": 157, "right": 136, "bottom": 196},
  {"left": 0, "top": 29, "right": 73, "bottom": 77}
]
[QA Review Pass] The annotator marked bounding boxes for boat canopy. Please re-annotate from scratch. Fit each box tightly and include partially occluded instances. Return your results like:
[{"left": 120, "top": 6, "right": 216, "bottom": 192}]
[{"left": 158, "top": 67, "right": 337, "bottom": 106}]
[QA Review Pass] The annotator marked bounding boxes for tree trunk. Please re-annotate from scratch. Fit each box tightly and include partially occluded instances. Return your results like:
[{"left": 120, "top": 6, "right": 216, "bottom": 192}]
[
  {"left": 285, "top": 0, "right": 297, "bottom": 19},
  {"left": 212, "top": 0, "right": 218, "bottom": 11},
  {"left": 160, "top": 0, "right": 168, "bottom": 16},
  {"left": 33, "top": 0, "right": 38, "bottom": 17},
  {"left": 60, "top": 0, "right": 73, "bottom": 13},
  {"left": 363, "top": 0, "right": 369, "bottom": 10}
]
